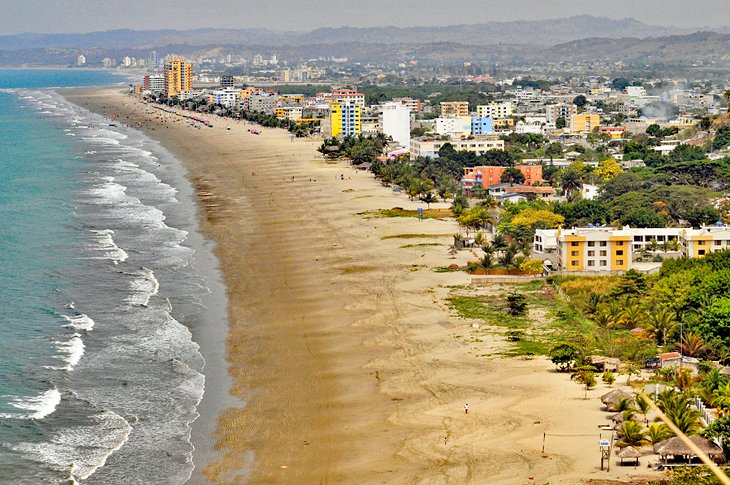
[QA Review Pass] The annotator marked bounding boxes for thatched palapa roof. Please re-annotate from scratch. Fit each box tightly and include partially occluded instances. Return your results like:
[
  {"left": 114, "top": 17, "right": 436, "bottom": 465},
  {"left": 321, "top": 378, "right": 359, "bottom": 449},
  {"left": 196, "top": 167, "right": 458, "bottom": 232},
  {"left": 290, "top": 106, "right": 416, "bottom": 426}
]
[
  {"left": 601, "top": 389, "right": 633, "bottom": 411},
  {"left": 617, "top": 446, "right": 642, "bottom": 459},
  {"left": 653, "top": 436, "right": 725, "bottom": 459}
]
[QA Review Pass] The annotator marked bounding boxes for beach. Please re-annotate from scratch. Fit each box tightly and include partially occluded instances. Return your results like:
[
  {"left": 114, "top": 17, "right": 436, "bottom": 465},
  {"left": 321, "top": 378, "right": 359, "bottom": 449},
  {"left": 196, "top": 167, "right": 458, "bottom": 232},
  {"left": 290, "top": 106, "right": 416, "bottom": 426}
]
[{"left": 62, "top": 88, "right": 659, "bottom": 484}]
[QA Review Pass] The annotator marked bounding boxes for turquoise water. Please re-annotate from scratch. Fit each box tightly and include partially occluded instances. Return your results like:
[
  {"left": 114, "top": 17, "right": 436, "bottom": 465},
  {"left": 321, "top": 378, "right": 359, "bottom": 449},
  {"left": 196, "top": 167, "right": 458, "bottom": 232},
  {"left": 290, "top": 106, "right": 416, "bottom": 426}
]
[{"left": 0, "top": 70, "right": 214, "bottom": 483}]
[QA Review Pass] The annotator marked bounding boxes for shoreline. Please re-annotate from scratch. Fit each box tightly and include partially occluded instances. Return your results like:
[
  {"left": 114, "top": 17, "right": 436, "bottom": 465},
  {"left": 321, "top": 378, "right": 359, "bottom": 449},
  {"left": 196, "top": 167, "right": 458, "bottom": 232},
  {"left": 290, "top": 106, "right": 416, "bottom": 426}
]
[{"left": 61, "top": 87, "right": 661, "bottom": 484}]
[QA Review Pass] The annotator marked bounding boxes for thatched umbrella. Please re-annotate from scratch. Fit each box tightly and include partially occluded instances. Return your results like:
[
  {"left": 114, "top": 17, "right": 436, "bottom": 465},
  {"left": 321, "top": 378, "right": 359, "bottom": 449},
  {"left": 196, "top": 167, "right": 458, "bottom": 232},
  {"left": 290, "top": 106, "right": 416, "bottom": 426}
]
[
  {"left": 601, "top": 389, "right": 633, "bottom": 412},
  {"left": 653, "top": 436, "right": 725, "bottom": 464},
  {"left": 617, "top": 446, "right": 642, "bottom": 466},
  {"left": 611, "top": 412, "right": 626, "bottom": 423}
]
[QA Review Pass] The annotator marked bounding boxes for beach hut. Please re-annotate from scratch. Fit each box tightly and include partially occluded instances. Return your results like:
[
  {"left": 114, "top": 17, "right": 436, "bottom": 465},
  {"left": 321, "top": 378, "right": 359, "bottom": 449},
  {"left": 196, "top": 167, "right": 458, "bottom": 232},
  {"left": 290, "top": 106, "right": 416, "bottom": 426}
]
[
  {"left": 617, "top": 446, "right": 642, "bottom": 466},
  {"left": 653, "top": 436, "right": 725, "bottom": 465},
  {"left": 601, "top": 389, "right": 633, "bottom": 412}
]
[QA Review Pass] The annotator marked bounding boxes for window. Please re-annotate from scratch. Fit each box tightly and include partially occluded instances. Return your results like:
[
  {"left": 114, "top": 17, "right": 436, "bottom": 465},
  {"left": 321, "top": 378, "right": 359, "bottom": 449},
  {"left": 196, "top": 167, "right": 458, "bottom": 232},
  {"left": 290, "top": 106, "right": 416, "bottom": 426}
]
[
  {"left": 634, "top": 236, "right": 643, "bottom": 242},
  {"left": 716, "top": 240, "right": 722, "bottom": 246},
  {"left": 600, "top": 250, "right": 607, "bottom": 257},
  {"left": 616, "top": 250, "right": 624, "bottom": 256},
  {"left": 571, "top": 251, "right": 579, "bottom": 257},
  {"left": 588, "top": 251, "right": 595, "bottom": 257},
  {"left": 616, "top": 260, "right": 624, "bottom": 265},
  {"left": 699, "top": 240, "right": 706, "bottom": 246},
  {"left": 571, "top": 260, "right": 579, "bottom": 266},
  {"left": 571, "top": 242, "right": 579, "bottom": 247},
  {"left": 588, "top": 261, "right": 595, "bottom": 266},
  {"left": 600, "top": 260, "right": 607, "bottom": 266},
  {"left": 616, "top": 241, "right": 624, "bottom": 246},
  {"left": 600, "top": 241, "right": 607, "bottom": 247},
  {"left": 699, "top": 250, "right": 706, "bottom": 255},
  {"left": 588, "top": 241, "right": 595, "bottom": 247}
]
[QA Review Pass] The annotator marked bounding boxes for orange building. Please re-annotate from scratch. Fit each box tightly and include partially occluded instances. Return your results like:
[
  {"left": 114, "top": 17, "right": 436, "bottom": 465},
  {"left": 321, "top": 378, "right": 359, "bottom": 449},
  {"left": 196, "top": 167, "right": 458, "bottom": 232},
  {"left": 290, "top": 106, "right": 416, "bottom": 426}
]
[{"left": 462, "top": 165, "right": 543, "bottom": 189}]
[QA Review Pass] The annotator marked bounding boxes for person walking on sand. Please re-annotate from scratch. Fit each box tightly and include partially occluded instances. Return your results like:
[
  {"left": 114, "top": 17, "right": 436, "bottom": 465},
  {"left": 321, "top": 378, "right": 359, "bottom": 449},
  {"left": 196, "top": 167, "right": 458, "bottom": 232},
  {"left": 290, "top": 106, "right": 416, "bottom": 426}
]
[{"left": 464, "top": 403, "right": 469, "bottom": 414}]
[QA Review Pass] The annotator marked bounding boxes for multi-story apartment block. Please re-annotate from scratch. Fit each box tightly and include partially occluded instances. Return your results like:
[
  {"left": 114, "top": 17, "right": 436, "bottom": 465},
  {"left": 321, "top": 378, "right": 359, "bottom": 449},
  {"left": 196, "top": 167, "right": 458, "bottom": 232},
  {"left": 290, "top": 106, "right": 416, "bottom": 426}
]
[
  {"left": 143, "top": 74, "right": 165, "bottom": 92},
  {"left": 392, "top": 97, "right": 422, "bottom": 113},
  {"left": 546, "top": 103, "right": 576, "bottom": 126},
  {"left": 534, "top": 226, "right": 730, "bottom": 273},
  {"left": 462, "top": 165, "right": 542, "bottom": 189},
  {"left": 470, "top": 117, "right": 494, "bottom": 135},
  {"left": 220, "top": 75, "right": 235, "bottom": 88},
  {"left": 440, "top": 101, "right": 469, "bottom": 117},
  {"left": 274, "top": 106, "right": 303, "bottom": 121},
  {"left": 434, "top": 116, "right": 472, "bottom": 137},
  {"left": 571, "top": 113, "right": 601, "bottom": 134},
  {"left": 210, "top": 88, "right": 240, "bottom": 107},
  {"left": 248, "top": 92, "right": 278, "bottom": 114},
  {"left": 380, "top": 102, "right": 411, "bottom": 149},
  {"left": 409, "top": 136, "right": 504, "bottom": 159},
  {"left": 163, "top": 60, "right": 193, "bottom": 96},
  {"left": 330, "top": 101, "right": 361, "bottom": 138},
  {"left": 476, "top": 101, "right": 512, "bottom": 119}
]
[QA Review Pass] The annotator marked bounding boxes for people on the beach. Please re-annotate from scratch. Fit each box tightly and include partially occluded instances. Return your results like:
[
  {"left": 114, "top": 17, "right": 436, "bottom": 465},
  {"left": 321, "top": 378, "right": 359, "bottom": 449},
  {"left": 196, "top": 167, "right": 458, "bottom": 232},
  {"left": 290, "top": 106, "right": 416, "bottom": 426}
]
[{"left": 464, "top": 403, "right": 469, "bottom": 414}]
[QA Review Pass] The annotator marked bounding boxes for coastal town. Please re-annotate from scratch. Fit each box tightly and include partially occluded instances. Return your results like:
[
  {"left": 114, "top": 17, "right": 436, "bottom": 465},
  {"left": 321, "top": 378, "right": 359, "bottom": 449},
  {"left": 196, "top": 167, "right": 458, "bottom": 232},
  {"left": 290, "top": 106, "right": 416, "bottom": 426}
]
[
  {"left": 107, "top": 51, "right": 730, "bottom": 483},
  {"left": 4, "top": 9, "right": 730, "bottom": 484}
]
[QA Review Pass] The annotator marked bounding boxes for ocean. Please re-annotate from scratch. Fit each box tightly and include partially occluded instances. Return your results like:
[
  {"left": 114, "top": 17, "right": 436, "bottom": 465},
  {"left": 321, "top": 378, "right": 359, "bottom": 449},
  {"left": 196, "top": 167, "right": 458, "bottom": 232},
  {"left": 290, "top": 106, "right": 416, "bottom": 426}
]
[{"left": 0, "top": 70, "right": 225, "bottom": 483}]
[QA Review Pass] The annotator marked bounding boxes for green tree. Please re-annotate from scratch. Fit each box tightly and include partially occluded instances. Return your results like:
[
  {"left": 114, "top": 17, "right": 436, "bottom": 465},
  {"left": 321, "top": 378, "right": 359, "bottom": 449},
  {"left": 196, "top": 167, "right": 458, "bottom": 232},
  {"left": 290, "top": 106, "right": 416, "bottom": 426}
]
[
  {"left": 646, "top": 307, "right": 677, "bottom": 346},
  {"left": 555, "top": 116, "right": 566, "bottom": 129},
  {"left": 549, "top": 343, "right": 581, "bottom": 372},
  {"left": 646, "top": 423, "right": 674, "bottom": 445},
  {"left": 573, "top": 95, "right": 588, "bottom": 108},
  {"left": 506, "top": 292, "right": 528, "bottom": 315},
  {"left": 500, "top": 167, "right": 526, "bottom": 184},
  {"left": 573, "top": 369, "right": 597, "bottom": 399},
  {"left": 617, "top": 421, "right": 649, "bottom": 448}
]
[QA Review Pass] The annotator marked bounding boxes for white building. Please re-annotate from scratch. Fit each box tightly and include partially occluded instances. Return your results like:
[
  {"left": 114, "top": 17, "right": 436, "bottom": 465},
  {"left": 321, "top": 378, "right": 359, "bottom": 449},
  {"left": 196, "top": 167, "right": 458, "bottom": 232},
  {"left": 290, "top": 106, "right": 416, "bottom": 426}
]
[
  {"left": 476, "top": 101, "right": 512, "bottom": 119},
  {"left": 380, "top": 102, "right": 411, "bottom": 149},
  {"left": 410, "top": 136, "right": 504, "bottom": 159},
  {"left": 626, "top": 86, "right": 647, "bottom": 99},
  {"left": 211, "top": 88, "right": 240, "bottom": 107},
  {"left": 76, "top": 54, "right": 86, "bottom": 66},
  {"left": 434, "top": 116, "right": 471, "bottom": 137}
]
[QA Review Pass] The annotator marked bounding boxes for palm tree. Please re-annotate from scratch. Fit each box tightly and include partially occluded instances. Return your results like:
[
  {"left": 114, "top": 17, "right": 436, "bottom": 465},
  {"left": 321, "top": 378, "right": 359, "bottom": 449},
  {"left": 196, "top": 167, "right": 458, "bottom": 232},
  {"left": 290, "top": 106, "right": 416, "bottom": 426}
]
[
  {"left": 679, "top": 331, "right": 708, "bottom": 358},
  {"left": 658, "top": 390, "right": 703, "bottom": 435},
  {"left": 724, "top": 89, "right": 730, "bottom": 113},
  {"left": 585, "top": 293, "right": 602, "bottom": 316},
  {"left": 646, "top": 423, "right": 674, "bottom": 445},
  {"left": 702, "top": 368, "right": 728, "bottom": 395},
  {"left": 646, "top": 308, "right": 677, "bottom": 347},
  {"left": 617, "top": 421, "right": 649, "bottom": 448},
  {"left": 594, "top": 310, "right": 615, "bottom": 343},
  {"left": 712, "top": 382, "right": 730, "bottom": 411},
  {"left": 673, "top": 368, "right": 697, "bottom": 392},
  {"left": 492, "top": 233, "right": 507, "bottom": 250},
  {"left": 560, "top": 169, "right": 583, "bottom": 197},
  {"left": 498, "top": 246, "right": 518, "bottom": 269},
  {"left": 621, "top": 303, "right": 646, "bottom": 329},
  {"left": 615, "top": 397, "right": 635, "bottom": 413},
  {"left": 635, "top": 395, "right": 651, "bottom": 425}
]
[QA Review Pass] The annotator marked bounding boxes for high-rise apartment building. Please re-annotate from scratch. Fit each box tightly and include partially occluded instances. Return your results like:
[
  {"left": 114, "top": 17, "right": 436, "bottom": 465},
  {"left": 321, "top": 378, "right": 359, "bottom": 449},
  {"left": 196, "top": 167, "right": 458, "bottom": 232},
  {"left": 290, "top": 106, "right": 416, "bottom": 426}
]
[
  {"left": 163, "top": 60, "right": 193, "bottom": 96},
  {"left": 330, "top": 101, "right": 361, "bottom": 138}
]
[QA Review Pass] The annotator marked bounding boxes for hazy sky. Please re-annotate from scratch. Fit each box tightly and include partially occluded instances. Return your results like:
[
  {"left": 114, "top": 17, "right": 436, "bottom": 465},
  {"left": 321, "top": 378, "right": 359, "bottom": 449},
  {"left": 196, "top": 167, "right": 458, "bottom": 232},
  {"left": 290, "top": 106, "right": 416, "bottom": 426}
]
[{"left": 0, "top": 0, "right": 729, "bottom": 34}]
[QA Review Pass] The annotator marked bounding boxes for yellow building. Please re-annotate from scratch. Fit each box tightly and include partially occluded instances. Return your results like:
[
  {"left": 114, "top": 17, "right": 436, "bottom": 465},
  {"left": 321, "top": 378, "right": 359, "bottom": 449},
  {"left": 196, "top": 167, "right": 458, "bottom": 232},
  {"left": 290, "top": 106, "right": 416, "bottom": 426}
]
[
  {"left": 330, "top": 101, "right": 361, "bottom": 138},
  {"left": 682, "top": 227, "right": 730, "bottom": 257},
  {"left": 492, "top": 117, "right": 515, "bottom": 130},
  {"left": 440, "top": 101, "right": 469, "bottom": 117},
  {"left": 163, "top": 60, "right": 193, "bottom": 96},
  {"left": 571, "top": 113, "right": 601, "bottom": 134}
]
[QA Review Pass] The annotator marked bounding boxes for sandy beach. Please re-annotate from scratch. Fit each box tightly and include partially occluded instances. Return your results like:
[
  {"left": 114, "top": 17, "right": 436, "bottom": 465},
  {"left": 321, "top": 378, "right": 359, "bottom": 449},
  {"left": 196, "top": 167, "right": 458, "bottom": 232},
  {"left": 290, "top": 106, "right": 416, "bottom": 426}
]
[{"left": 61, "top": 88, "right": 661, "bottom": 484}]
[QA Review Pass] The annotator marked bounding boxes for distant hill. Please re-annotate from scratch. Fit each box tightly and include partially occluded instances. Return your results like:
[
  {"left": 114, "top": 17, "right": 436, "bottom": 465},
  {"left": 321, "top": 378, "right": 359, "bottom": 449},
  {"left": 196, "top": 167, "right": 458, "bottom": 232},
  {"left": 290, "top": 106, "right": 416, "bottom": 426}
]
[
  {"left": 544, "top": 31, "right": 730, "bottom": 63},
  {"left": 0, "top": 16, "right": 715, "bottom": 51}
]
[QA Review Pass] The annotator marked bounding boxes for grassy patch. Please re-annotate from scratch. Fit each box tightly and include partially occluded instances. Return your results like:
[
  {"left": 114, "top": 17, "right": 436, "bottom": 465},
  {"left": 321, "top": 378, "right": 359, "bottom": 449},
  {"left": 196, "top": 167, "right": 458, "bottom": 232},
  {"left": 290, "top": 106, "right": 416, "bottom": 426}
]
[
  {"left": 399, "top": 243, "right": 444, "bottom": 248},
  {"left": 382, "top": 233, "right": 452, "bottom": 240},
  {"left": 447, "top": 295, "right": 529, "bottom": 329},
  {"left": 359, "top": 208, "right": 453, "bottom": 219}
]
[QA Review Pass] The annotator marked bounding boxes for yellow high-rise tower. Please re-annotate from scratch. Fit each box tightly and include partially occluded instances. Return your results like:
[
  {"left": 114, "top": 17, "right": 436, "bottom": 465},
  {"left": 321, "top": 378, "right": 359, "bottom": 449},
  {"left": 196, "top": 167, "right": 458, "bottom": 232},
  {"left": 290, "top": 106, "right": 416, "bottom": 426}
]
[{"left": 164, "top": 60, "right": 193, "bottom": 96}]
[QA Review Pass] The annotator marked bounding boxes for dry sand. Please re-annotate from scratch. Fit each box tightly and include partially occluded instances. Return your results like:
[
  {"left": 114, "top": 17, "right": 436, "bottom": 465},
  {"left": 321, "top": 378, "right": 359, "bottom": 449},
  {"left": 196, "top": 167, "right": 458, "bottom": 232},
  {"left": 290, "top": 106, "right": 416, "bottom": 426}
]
[{"left": 62, "top": 88, "right": 661, "bottom": 485}]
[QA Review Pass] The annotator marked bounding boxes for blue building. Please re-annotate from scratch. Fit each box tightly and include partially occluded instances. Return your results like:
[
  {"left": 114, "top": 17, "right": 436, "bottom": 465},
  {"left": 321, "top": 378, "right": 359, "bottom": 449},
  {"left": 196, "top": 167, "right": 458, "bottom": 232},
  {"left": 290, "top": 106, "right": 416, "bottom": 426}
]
[{"left": 471, "top": 117, "right": 494, "bottom": 135}]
